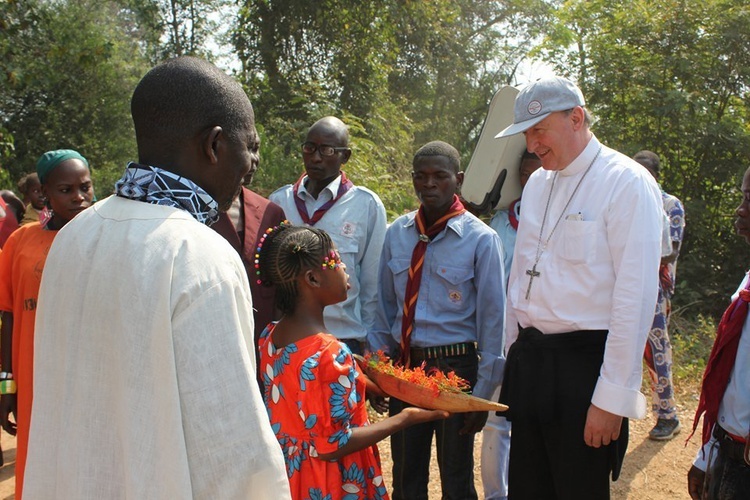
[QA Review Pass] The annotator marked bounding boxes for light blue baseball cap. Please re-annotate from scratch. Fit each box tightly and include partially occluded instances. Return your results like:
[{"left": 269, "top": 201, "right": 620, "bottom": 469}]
[{"left": 495, "top": 76, "right": 585, "bottom": 138}]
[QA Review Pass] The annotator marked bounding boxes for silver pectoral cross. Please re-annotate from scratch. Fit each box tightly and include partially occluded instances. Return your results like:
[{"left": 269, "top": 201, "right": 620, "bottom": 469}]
[{"left": 525, "top": 264, "right": 540, "bottom": 299}]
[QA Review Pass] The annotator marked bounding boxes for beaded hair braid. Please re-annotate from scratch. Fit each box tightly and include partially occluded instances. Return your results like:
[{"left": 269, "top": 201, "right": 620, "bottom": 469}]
[{"left": 256, "top": 223, "right": 337, "bottom": 315}]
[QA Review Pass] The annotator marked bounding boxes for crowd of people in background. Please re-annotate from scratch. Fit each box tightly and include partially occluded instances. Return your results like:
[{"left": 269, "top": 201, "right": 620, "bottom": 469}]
[{"left": 0, "top": 56, "right": 745, "bottom": 500}]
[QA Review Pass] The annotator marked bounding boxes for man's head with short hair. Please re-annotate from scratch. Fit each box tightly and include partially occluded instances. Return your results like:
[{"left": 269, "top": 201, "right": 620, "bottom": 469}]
[
  {"left": 413, "top": 141, "right": 461, "bottom": 173},
  {"left": 519, "top": 150, "right": 542, "bottom": 189},
  {"left": 302, "top": 117, "right": 351, "bottom": 188},
  {"left": 411, "top": 141, "right": 463, "bottom": 219},
  {"left": 131, "top": 57, "right": 254, "bottom": 157},
  {"left": 131, "top": 56, "right": 258, "bottom": 211},
  {"left": 633, "top": 150, "right": 660, "bottom": 181}
]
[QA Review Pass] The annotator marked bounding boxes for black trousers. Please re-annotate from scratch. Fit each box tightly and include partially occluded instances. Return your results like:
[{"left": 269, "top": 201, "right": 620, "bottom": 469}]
[
  {"left": 705, "top": 426, "right": 750, "bottom": 499},
  {"left": 389, "top": 352, "right": 479, "bottom": 500},
  {"left": 498, "top": 327, "right": 628, "bottom": 500}
]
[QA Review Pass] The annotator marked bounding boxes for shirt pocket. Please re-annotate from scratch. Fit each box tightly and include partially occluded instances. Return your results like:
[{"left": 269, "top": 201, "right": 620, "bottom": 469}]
[
  {"left": 387, "top": 258, "right": 411, "bottom": 299},
  {"left": 336, "top": 235, "right": 360, "bottom": 276},
  {"left": 431, "top": 263, "right": 475, "bottom": 311},
  {"left": 560, "top": 219, "right": 596, "bottom": 264}
]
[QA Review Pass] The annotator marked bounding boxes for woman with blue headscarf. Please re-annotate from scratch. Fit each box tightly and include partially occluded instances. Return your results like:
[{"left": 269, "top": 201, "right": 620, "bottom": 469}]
[{"left": 0, "top": 149, "right": 94, "bottom": 499}]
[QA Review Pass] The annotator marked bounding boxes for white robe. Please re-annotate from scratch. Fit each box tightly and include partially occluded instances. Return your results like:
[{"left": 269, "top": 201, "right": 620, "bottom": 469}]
[{"left": 25, "top": 195, "right": 290, "bottom": 499}]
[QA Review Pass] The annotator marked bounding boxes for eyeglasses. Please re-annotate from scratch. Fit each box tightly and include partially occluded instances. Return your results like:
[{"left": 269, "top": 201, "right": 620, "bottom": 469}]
[{"left": 301, "top": 142, "right": 350, "bottom": 157}]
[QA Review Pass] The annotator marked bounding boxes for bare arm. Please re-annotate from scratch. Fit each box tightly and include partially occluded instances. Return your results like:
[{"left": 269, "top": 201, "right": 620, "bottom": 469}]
[
  {"left": 0, "top": 311, "right": 17, "bottom": 435},
  {"left": 1, "top": 311, "right": 12, "bottom": 372},
  {"left": 317, "top": 407, "right": 448, "bottom": 461},
  {"left": 661, "top": 240, "right": 680, "bottom": 265}
]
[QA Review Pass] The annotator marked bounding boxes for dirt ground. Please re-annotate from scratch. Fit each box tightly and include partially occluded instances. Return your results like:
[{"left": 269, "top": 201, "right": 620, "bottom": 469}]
[{"left": 0, "top": 400, "right": 701, "bottom": 499}]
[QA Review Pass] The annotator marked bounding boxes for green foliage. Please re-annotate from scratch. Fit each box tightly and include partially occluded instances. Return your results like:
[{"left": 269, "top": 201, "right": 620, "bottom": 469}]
[
  {"left": 233, "top": 0, "right": 552, "bottom": 220},
  {"left": 121, "top": 0, "right": 232, "bottom": 64},
  {"left": 0, "top": 0, "right": 147, "bottom": 197},
  {"left": 0, "top": 126, "right": 14, "bottom": 188},
  {"left": 537, "top": 0, "right": 750, "bottom": 318},
  {"left": 669, "top": 311, "right": 716, "bottom": 390}
]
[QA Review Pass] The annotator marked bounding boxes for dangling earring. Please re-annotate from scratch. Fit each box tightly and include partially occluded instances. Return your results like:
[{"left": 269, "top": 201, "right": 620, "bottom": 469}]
[{"left": 40, "top": 200, "right": 53, "bottom": 228}]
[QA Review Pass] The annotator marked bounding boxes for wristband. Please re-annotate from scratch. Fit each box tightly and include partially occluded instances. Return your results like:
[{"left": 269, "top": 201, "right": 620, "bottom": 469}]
[
  {"left": 0, "top": 380, "right": 16, "bottom": 395},
  {"left": 0, "top": 372, "right": 12, "bottom": 381}
]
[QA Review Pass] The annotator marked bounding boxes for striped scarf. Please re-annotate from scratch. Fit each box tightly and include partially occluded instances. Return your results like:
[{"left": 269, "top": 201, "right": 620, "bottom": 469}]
[{"left": 399, "top": 195, "right": 466, "bottom": 367}]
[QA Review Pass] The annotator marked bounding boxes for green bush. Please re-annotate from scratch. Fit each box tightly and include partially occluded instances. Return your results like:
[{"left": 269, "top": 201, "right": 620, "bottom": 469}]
[{"left": 667, "top": 310, "right": 716, "bottom": 397}]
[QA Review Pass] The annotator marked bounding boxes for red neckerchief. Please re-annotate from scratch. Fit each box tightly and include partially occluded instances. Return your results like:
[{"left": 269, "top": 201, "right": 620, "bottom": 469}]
[
  {"left": 399, "top": 195, "right": 466, "bottom": 367},
  {"left": 508, "top": 197, "right": 521, "bottom": 230},
  {"left": 292, "top": 171, "right": 353, "bottom": 226},
  {"left": 690, "top": 275, "right": 750, "bottom": 446}
]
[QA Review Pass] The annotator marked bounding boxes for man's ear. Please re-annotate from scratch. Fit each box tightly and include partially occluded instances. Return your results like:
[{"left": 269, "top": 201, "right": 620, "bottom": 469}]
[
  {"left": 569, "top": 106, "right": 585, "bottom": 131},
  {"left": 340, "top": 149, "right": 352, "bottom": 164},
  {"left": 202, "top": 126, "right": 223, "bottom": 165},
  {"left": 455, "top": 171, "right": 465, "bottom": 191}
]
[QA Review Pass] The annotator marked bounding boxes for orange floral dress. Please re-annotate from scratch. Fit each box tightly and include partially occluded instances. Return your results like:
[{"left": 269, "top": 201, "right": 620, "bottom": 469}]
[{"left": 259, "top": 324, "right": 388, "bottom": 500}]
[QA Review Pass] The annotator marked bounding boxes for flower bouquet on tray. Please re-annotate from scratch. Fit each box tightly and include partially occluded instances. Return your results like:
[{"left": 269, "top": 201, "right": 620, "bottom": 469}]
[{"left": 355, "top": 351, "right": 508, "bottom": 413}]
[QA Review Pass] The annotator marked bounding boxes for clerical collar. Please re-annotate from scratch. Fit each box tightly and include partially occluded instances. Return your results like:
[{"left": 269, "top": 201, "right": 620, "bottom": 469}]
[
  {"left": 559, "top": 135, "right": 602, "bottom": 177},
  {"left": 296, "top": 174, "right": 342, "bottom": 200}
]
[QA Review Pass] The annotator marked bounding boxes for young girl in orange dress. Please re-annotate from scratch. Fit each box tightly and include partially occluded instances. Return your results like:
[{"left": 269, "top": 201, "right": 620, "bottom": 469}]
[
  {"left": 256, "top": 224, "right": 447, "bottom": 500},
  {"left": 0, "top": 149, "right": 94, "bottom": 499}
]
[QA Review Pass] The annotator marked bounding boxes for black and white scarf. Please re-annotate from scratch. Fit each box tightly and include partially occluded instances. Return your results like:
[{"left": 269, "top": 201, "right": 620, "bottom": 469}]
[{"left": 114, "top": 162, "right": 219, "bottom": 226}]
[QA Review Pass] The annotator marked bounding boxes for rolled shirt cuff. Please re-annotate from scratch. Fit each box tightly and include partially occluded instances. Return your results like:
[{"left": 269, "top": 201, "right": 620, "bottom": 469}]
[{"left": 591, "top": 376, "right": 648, "bottom": 419}]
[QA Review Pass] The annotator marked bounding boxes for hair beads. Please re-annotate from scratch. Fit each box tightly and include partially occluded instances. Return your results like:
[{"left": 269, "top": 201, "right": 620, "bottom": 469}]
[
  {"left": 255, "top": 221, "right": 290, "bottom": 285},
  {"left": 322, "top": 250, "right": 342, "bottom": 270}
]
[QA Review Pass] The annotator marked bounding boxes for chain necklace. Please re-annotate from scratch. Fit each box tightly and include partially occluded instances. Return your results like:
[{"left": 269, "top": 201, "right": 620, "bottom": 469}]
[{"left": 525, "top": 146, "right": 602, "bottom": 299}]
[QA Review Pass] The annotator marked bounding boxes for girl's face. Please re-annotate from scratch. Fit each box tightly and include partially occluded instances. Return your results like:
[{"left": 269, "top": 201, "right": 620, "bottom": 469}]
[
  {"left": 26, "top": 180, "right": 46, "bottom": 210},
  {"left": 320, "top": 249, "right": 349, "bottom": 305},
  {"left": 42, "top": 159, "right": 94, "bottom": 227}
]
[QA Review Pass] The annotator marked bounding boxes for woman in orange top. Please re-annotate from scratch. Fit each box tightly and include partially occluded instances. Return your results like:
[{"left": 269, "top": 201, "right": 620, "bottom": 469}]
[
  {"left": 256, "top": 224, "right": 447, "bottom": 500},
  {"left": 0, "top": 149, "right": 94, "bottom": 498}
]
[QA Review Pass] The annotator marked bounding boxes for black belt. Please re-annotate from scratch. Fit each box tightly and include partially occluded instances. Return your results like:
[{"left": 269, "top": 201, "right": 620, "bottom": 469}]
[
  {"left": 517, "top": 326, "right": 609, "bottom": 349},
  {"left": 714, "top": 425, "right": 749, "bottom": 466},
  {"left": 410, "top": 342, "right": 475, "bottom": 363}
]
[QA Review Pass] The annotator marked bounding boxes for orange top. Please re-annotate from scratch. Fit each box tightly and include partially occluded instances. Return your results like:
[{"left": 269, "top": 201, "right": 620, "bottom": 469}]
[{"left": 0, "top": 222, "right": 58, "bottom": 499}]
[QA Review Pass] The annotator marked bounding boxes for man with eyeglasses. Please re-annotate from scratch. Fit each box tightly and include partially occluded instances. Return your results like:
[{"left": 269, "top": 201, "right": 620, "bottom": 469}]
[{"left": 270, "top": 116, "right": 387, "bottom": 355}]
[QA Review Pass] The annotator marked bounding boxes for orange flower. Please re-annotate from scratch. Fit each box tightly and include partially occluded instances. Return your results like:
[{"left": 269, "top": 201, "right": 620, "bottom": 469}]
[{"left": 364, "top": 351, "right": 470, "bottom": 394}]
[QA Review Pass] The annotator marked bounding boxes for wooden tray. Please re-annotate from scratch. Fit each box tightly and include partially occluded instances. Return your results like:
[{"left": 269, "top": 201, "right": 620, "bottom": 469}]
[{"left": 359, "top": 357, "right": 508, "bottom": 413}]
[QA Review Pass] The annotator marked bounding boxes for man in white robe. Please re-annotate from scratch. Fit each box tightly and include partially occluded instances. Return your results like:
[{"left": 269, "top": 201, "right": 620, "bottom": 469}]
[{"left": 24, "top": 57, "right": 290, "bottom": 499}]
